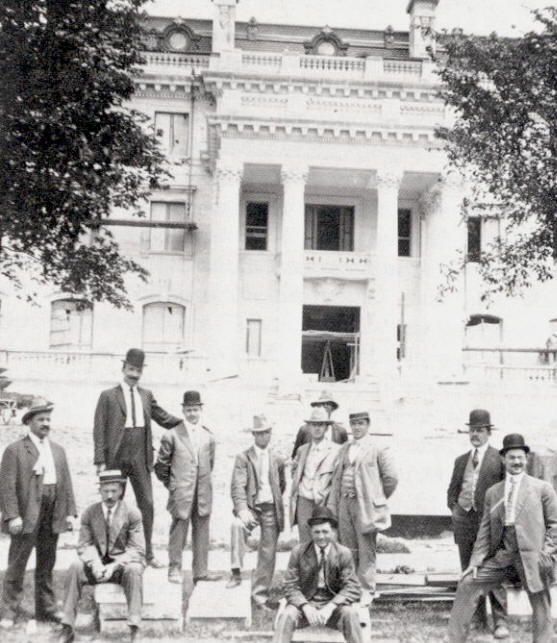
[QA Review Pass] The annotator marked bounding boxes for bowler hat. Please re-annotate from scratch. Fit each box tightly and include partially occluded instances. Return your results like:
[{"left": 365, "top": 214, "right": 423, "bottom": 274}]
[
  {"left": 22, "top": 397, "right": 54, "bottom": 425},
  {"left": 305, "top": 407, "right": 332, "bottom": 424},
  {"left": 499, "top": 433, "right": 530, "bottom": 455},
  {"left": 310, "top": 391, "right": 339, "bottom": 411},
  {"left": 98, "top": 469, "right": 126, "bottom": 486},
  {"left": 247, "top": 414, "right": 273, "bottom": 433},
  {"left": 466, "top": 409, "right": 493, "bottom": 428},
  {"left": 123, "top": 348, "right": 145, "bottom": 369},
  {"left": 307, "top": 505, "right": 338, "bottom": 529},
  {"left": 349, "top": 411, "right": 370, "bottom": 423},
  {"left": 182, "top": 390, "right": 203, "bottom": 407}
]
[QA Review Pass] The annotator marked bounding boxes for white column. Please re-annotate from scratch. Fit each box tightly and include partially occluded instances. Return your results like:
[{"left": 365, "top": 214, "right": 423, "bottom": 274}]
[
  {"left": 372, "top": 169, "right": 403, "bottom": 382},
  {"left": 208, "top": 160, "right": 243, "bottom": 372},
  {"left": 277, "top": 164, "right": 308, "bottom": 385}
]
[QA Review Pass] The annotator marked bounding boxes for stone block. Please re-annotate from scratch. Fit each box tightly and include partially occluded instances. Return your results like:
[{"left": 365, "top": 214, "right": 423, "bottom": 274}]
[
  {"left": 186, "top": 578, "right": 252, "bottom": 627},
  {"left": 506, "top": 586, "right": 557, "bottom": 617}
]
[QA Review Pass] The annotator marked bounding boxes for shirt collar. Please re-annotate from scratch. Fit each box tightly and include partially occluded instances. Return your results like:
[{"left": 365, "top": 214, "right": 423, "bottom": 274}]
[
  {"left": 28, "top": 431, "right": 46, "bottom": 448},
  {"left": 254, "top": 444, "right": 269, "bottom": 456},
  {"left": 103, "top": 501, "right": 119, "bottom": 515},
  {"left": 506, "top": 471, "right": 525, "bottom": 485},
  {"left": 184, "top": 419, "right": 201, "bottom": 432},
  {"left": 122, "top": 380, "right": 138, "bottom": 391},
  {"left": 314, "top": 542, "right": 331, "bottom": 557},
  {"left": 472, "top": 442, "right": 489, "bottom": 459},
  {"left": 310, "top": 438, "right": 329, "bottom": 451}
]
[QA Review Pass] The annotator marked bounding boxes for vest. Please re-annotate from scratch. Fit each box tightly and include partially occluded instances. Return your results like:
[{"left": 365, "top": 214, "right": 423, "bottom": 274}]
[
  {"left": 457, "top": 454, "right": 476, "bottom": 511},
  {"left": 340, "top": 447, "right": 357, "bottom": 496}
]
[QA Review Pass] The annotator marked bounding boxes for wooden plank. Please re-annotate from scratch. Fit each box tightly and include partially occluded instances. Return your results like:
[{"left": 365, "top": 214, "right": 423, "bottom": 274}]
[
  {"left": 376, "top": 573, "right": 426, "bottom": 587},
  {"left": 186, "top": 578, "right": 251, "bottom": 627},
  {"left": 100, "top": 618, "right": 183, "bottom": 635},
  {"left": 425, "top": 573, "right": 459, "bottom": 587},
  {"left": 99, "top": 602, "right": 182, "bottom": 620}
]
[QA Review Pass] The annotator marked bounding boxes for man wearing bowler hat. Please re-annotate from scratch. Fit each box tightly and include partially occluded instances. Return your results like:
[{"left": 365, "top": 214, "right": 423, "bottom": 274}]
[
  {"left": 93, "top": 348, "right": 181, "bottom": 568},
  {"left": 273, "top": 505, "right": 364, "bottom": 643},
  {"left": 154, "top": 390, "right": 216, "bottom": 584},
  {"left": 0, "top": 398, "right": 76, "bottom": 628},
  {"left": 447, "top": 409, "right": 507, "bottom": 638},
  {"left": 449, "top": 433, "right": 557, "bottom": 643},
  {"left": 227, "top": 414, "right": 286, "bottom": 609},
  {"left": 291, "top": 391, "right": 348, "bottom": 459}
]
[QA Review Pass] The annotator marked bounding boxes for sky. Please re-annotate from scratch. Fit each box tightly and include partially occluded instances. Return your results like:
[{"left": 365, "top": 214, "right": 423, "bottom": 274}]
[{"left": 145, "top": 0, "right": 551, "bottom": 36}]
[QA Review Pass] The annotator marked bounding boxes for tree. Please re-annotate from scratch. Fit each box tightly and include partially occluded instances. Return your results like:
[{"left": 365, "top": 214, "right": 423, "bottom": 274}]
[
  {"left": 0, "top": 0, "right": 166, "bottom": 308},
  {"left": 434, "top": 8, "right": 557, "bottom": 299}
]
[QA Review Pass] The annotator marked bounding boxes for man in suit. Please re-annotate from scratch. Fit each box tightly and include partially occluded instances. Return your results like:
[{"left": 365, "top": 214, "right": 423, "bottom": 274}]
[
  {"left": 93, "top": 347, "right": 181, "bottom": 567},
  {"left": 291, "top": 392, "right": 348, "bottom": 459},
  {"left": 328, "top": 411, "right": 398, "bottom": 607},
  {"left": 57, "top": 470, "right": 145, "bottom": 643},
  {"left": 446, "top": 409, "right": 508, "bottom": 638},
  {"left": 449, "top": 433, "right": 557, "bottom": 643},
  {"left": 273, "top": 505, "right": 364, "bottom": 643},
  {"left": 0, "top": 398, "right": 77, "bottom": 628},
  {"left": 291, "top": 407, "right": 341, "bottom": 544},
  {"left": 154, "top": 390, "right": 216, "bottom": 584},
  {"left": 226, "top": 415, "right": 286, "bottom": 609}
]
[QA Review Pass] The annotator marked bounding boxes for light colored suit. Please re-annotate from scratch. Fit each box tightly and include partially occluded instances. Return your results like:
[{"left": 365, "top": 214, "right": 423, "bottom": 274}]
[{"left": 449, "top": 474, "right": 557, "bottom": 642}]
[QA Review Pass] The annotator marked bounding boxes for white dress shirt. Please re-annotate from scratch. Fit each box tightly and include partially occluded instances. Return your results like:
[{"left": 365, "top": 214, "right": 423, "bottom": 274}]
[
  {"left": 102, "top": 501, "right": 119, "bottom": 523},
  {"left": 471, "top": 441, "right": 490, "bottom": 500},
  {"left": 254, "top": 445, "right": 274, "bottom": 504},
  {"left": 299, "top": 439, "right": 330, "bottom": 500},
  {"left": 504, "top": 472, "right": 525, "bottom": 525},
  {"left": 347, "top": 437, "right": 363, "bottom": 465},
  {"left": 121, "top": 382, "right": 144, "bottom": 428},
  {"left": 314, "top": 542, "right": 332, "bottom": 588},
  {"left": 29, "top": 431, "right": 57, "bottom": 484}
]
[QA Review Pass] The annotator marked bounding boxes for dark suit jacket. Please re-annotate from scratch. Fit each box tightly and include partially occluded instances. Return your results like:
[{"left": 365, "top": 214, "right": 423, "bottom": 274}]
[
  {"left": 78, "top": 500, "right": 145, "bottom": 568},
  {"left": 470, "top": 475, "right": 557, "bottom": 593},
  {"left": 93, "top": 384, "right": 181, "bottom": 471},
  {"left": 230, "top": 446, "right": 286, "bottom": 532},
  {"left": 291, "top": 422, "right": 348, "bottom": 459},
  {"left": 284, "top": 540, "right": 361, "bottom": 608},
  {"left": 0, "top": 435, "right": 76, "bottom": 535},
  {"left": 447, "top": 445, "right": 504, "bottom": 533}
]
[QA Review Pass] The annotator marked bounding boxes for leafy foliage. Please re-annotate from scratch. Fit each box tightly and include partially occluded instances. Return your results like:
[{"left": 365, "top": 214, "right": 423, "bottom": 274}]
[
  {"left": 435, "top": 8, "right": 557, "bottom": 299},
  {"left": 0, "top": 0, "right": 166, "bottom": 308}
]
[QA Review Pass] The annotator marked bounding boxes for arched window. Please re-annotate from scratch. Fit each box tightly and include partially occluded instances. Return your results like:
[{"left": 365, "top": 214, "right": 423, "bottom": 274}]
[
  {"left": 142, "top": 302, "right": 185, "bottom": 350},
  {"left": 50, "top": 299, "right": 93, "bottom": 349}
]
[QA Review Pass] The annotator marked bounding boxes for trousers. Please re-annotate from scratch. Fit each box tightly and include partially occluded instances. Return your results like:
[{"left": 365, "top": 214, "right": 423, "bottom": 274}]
[
  {"left": 1, "top": 485, "right": 58, "bottom": 619},
  {"left": 120, "top": 457, "right": 155, "bottom": 560},
  {"left": 273, "top": 602, "right": 364, "bottom": 643},
  {"left": 230, "top": 503, "right": 279, "bottom": 605},
  {"left": 295, "top": 496, "right": 317, "bottom": 545},
  {"left": 61, "top": 559, "right": 143, "bottom": 628}
]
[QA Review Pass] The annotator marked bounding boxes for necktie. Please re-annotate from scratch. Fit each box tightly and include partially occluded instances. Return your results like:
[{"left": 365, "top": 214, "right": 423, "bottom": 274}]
[
  {"left": 129, "top": 386, "right": 137, "bottom": 428},
  {"left": 506, "top": 478, "right": 517, "bottom": 524},
  {"left": 318, "top": 547, "right": 327, "bottom": 586},
  {"left": 106, "top": 506, "right": 112, "bottom": 554},
  {"left": 472, "top": 448, "right": 479, "bottom": 469}
]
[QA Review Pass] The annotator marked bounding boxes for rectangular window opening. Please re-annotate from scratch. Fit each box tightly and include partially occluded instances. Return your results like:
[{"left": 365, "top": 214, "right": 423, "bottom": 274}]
[
  {"left": 305, "top": 205, "right": 354, "bottom": 251},
  {"left": 245, "top": 202, "right": 269, "bottom": 250},
  {"left": 467, "top": 217, "right": 482, "bottom": 263},
  {"left": 246, "top": 319, "right": 262, "bottom": 357},
  {"left": 398, "top": 208, "right": 412, "bottom": 257},
  {"left": 154, "top": 112, "right": 189, "bottom": 157},
  {"left": 149, "top": 201, "right": 186, "bottom": 252}
]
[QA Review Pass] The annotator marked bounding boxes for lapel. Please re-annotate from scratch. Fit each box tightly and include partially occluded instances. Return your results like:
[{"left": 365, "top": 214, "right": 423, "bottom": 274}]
[
  {"left": 489, "top": 481, "right": 506, "bottom": 519},
  {"left": 246, "top": 446, "right": 260, "bottom": 487},
  {"left": 479, "top": 446, "right": 496, "bottom": 476},
  {"left": 313, "top": 441, "right": 333, "bottom": 473},
  {"left": 301, "top": 540, "right": 318, "bottom": 572},
  {"left": 50, "top": 441, "right": 62, "bottom": 477},
  {"left": 296, "top": 444, "right": 310, "bottom": 485},
  {"left": 109, "top": 501, "right": 126, "bottom": 549},
  {"left": 175, "top": 422, "right": 196, "bottom": 460},
  {"left": 115, "top": 385, "right": 126, "bottom": 416},
  {"left": 91, "top": 503, "right": 108, "bottom": 553},
  {"left": 23, "top": 435, "right": 39, "bottom": 463},
  {"left": 354, "top": 436, "right": 374, "bottom": 470},
  {"left": 514, "top": 474, "right": 529, "bottom": 520},
  {"left": 137, "top": 387, "right": 148, "bottom": 423}
]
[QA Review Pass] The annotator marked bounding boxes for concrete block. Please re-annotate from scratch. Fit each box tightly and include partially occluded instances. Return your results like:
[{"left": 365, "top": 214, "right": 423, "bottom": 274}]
[
  {"left": 506, "top": 586, "right": 557, "bottom": 617},
  {"left": 186, "top": 578, "right": 252, "bottom": 627}
]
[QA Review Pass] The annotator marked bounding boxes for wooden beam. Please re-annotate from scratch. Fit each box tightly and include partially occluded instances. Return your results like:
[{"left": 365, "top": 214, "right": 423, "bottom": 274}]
[{"left": 87, "top": 218, "right": 198, "bottom": 230}]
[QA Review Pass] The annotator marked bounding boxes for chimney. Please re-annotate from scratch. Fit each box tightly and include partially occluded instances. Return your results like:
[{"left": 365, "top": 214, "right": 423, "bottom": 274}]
[
  {"left": 407, "top": 0, "right": 439, "bottom": 59},
  {"left": 211, "top": 0, "right": 239, "bottom": 53}
]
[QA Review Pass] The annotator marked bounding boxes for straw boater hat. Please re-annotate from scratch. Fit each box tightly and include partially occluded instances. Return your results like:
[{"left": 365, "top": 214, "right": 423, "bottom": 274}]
[
  {"left": 98, "top": 470, "right": 126, "bottom": 486},
  {"left": 466, "top": 409, "right": 494, "bottom": 429},
  {"left": 310, "top": 391, "right": 339, "bottom": 411},
  {"left": 499, "top": 433, "right": 530, "bottom": 456},
  {"left": 246, "top": 414, "right": 273, "bottom": 432},
  {"left": 305, "top": 407, "right": 333, "bottom": 424},
  {"left": 123, "top": 348, "right": 145, "bottom": 369},
  {"left": 22, "top": 397, "right": 54, "bottom": 425}
]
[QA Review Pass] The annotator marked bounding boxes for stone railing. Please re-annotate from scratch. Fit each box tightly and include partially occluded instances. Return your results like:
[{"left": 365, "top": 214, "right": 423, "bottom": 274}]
[
  {"left": 142, "top": 51, "right": 210, "bottom": 71},
  {"left": 303, "top": 250, "right": 372, "bottom": 279},
  {"left": 463, "top": 347, "right": 557, "bottom": 384}
]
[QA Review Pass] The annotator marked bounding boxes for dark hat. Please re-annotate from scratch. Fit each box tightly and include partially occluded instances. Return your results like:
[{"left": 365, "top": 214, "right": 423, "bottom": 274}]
[
  {"left": 182, "top": 390, "right": 203, "bottom": 407},
  {"left": 123, "top": 348, "right": 145, "bottom": 369},
  {"left": 499, "top": 433, "right": 530, "bottom": 456},
  {"left": 22, "top": 397, "right": 54, "bottom": 425},
  {"left": 307, "top": 505, "right": 338, "bottom": 529},
  {"left": 305, "top": 407, "right": 333, "bottom": 424},
  {"left": 310, "top": 391, "right": 339, "bottom": 411},
  {"left": 98, "top": 469, "right": 126, "bottom": 486},
  {"left": 466, "top": 409, "right": 493, "bottom": 428},
  {"left": 349, "top": 411, "right": 370, "bottom": 423},
  {"left": 246, "top": 414, "right": 273, "bottom": 433}
]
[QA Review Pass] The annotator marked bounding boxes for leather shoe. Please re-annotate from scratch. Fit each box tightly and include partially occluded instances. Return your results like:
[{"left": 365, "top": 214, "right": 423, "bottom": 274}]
[
  {"left": 56, "top": 624, "right": 75, "bottom": 643},
  {"left": 147, "top": 556, "right": 165, "bottom": 569},
  {"left": 225, "top": 572, "right": 242, "bottom": 589},
  {"left": 168, "top": 568, "right": 182, "bottom": 584},
  {"left": 129, "top": 624, "right": 139, "bottom": 641},
  {"left": 494, "top": 624, "right": 510, "bottom": 639},
  {"left": 193, "top": 571, "right": 223, "bottom": 583}
]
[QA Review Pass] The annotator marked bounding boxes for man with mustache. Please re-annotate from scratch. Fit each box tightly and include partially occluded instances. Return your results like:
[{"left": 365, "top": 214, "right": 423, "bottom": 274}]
[{"left": 93, "top": 348, "right": 181, "bottom": 568}]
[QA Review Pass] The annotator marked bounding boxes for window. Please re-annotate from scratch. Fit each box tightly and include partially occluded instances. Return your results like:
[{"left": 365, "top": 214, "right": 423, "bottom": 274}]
[
  {"left": 467, "top": 217, "right": 482, "bottom": 262},
  {"left": 154, "top": 112, "right": 189, "bottom": 157},
  {"left": 245, "top": 202, "right": 269, "bottom": 250},
  {"left": 398, "top": 209, "right": 412, "bottom": 257},
  {"left": 304, "top": 205, "right": 354, "bottom": 251},
  {"left": 142, "top": 302, "right": 185, "bottom": 348},
  {"left": 149, "top": 202, "right": 186, "bottom": 252},
  {"left": 50, "top": 299, "right": 93, "bottom": 349},
  {"left": 246, "top": 319, "right": 262, "bottom": 357}
]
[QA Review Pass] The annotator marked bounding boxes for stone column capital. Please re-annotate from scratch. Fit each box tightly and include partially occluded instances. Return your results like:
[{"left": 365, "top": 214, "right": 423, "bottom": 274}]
[
  {"left": 375, "top": 168, "right": 403, "bottom": 191},
  {"left": 280, "top": 164, "right": 309, "bottom": 185},
  {"left": 215, "top": 160, "right": 244, "bottom": 183}
]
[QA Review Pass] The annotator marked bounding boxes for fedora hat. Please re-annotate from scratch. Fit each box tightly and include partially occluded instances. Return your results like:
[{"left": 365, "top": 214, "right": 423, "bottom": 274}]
[
  {"left": 307, "top": 505, "right": 338, "bottom": 529},
  {"left": 499, "top": 433, "right": 530, "bottom": 455},
  {"left": 182, "top": 390, "right": 203, "bottom": 407},
  {"left": 247, "top": 414, "right": 273, "bottom": 433},
  {"left": 98, "top": 469, "right": 126, "bottom": 486},
  {"left": 466, "top": 409, "right": 493, "bottom": 428},
  {"left": 123, "top": 348, "right": 145, "bottom": 369},
  {"left": 22, "top": 397, "right": 54, "bottom": 425},
  {"left": 305, "top": 407, "right": 332, "bottom": 424},
  {"left": 310, "top": 391, "right": 338, "bottom": 411}
]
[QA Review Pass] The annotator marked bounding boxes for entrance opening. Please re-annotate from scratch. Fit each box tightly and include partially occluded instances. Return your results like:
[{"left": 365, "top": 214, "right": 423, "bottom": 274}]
[{"left": 302, "top": 305, "right": 360, "bottom": 381}]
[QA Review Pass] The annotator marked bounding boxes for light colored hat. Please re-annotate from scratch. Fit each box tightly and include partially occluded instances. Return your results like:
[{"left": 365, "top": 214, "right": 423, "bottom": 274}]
[
  {"left": 99, "top": 469, "right": 126, "bottom": 485},
  {"left": 22, "top": 397, "right": 54, "bottom": 425},
  {"left": 247, "top": 414, "right": 273, "bottom": 433},
  {"left": 305, "top": 407, "right": 333, "bottom": 424},
  {"left": 349, "top": 411, "right": 370, "bottom": 423},
  {"left": 310, "top": 390, "right": 339, "bottom": 411}
]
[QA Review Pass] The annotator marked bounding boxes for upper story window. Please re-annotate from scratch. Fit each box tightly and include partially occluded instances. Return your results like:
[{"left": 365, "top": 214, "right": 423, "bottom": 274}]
[
  {"left": 50, "top": 299, "right": 93, "bottom": 349},
  {"left": 142, "top": 302, "right": 185, "bottom": 349},
  {"left": 467, "top": 217, "right": 482, "bottom": 263},
  {"left": 155, "top": 112, "right": 189, "bottom": 158},
  {"left": 398, "top": 209, "right": 412, "bottom": 257},
  {"left": 149, "top": 201, "right": 186, "bottom": 252},
  {"left": 305, "top": 205, "right": 354, "bottom": 251},
  {"left": 245, "top": 202, "right": 269, "bottom": 250}
]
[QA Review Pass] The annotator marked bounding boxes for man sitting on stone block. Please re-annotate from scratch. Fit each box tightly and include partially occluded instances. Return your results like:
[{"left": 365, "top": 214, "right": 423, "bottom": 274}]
[
  {"left": 273, "top": 506, "right": 364, "bottom": 643},
  {"left": 57, "top": 470, "right": 145, "bottom": 643}
]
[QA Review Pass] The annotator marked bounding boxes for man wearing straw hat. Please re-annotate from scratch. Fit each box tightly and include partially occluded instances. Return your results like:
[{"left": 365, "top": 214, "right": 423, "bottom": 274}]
[
  {"left": 226, "top": 414, "right": 286, "bottom": 609},
  {"left": 447, "top": 409, "right": 507, "bottom": 639},
  {"left": 57, "top": 470, "right": 145, "bottom": 643},
  {"left": 0, "top": 398, "right": 76, "bottom": 629},
  {"left": 290, "top": 407, "right": 341, "bottom": 545},
  {"left": 93, "top": 348, "right": 181, "bottom": 568}
]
